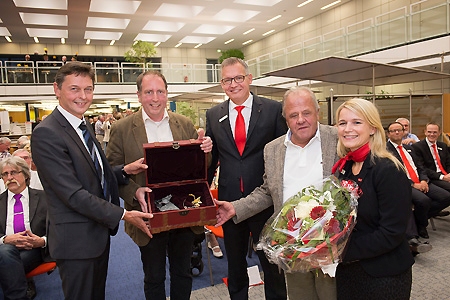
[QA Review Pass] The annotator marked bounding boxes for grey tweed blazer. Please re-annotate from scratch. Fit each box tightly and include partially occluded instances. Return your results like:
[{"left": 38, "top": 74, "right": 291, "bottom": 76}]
[{"left": 233, "top": 124, "right": 339, "bottom": 223}]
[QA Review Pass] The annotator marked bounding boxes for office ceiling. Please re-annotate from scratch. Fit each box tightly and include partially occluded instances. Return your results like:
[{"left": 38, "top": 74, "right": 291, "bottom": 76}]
[{"left": 0, "top": 0, "right": 350, "bottom": 49}]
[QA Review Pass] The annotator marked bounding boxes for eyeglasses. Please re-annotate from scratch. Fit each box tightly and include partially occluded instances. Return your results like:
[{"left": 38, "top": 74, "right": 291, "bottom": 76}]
[
  {"left": 220, "top": 75, "right": 247, "bottom": 85},
  {"left": 388, "top": 129, "right": 404, "bottom": 133},
  {"left": 1, "top": 170, "right": 22, "bottom": 178}
]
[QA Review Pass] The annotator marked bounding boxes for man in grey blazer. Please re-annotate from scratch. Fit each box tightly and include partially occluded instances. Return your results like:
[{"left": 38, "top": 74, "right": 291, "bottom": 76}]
[
  {"left": 215, "top": 86, "right": 340, "bottom": 300},
  {"left": 31, "top": 62, "right": 153, "bottom": 300}
]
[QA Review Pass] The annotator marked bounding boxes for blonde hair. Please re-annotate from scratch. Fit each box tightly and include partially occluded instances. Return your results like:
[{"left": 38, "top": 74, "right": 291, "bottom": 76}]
[{"left": 335, "top": 98, "right": 403, "bottom": 169}]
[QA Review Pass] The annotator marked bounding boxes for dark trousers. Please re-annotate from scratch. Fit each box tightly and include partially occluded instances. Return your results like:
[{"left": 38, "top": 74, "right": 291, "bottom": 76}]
[
  {"left": 420, "top": 183, "right": 450, "bottom": 218},
  {"left": 57, "top": 239, "right": 110, "bottom": 300},
  {"left": 0, "top": 244, "right": 42, "bottom": 300},
  {"left": 222, "top": 206, "right": 287, "bottom": 300},
  {"left": 139, "top": 227, "right": 195, "bottom": 300}
]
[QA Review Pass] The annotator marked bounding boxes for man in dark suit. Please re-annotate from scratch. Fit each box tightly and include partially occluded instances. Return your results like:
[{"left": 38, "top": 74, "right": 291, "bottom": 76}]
[
  {"left": 31, "top": 62, "right": 153, "bottom": 300},
  {"left": 206, "top": 57, "right": 288, "bottom": 300},
  {"left": 412, "top": 122, "right": 450, "bottom": 201},
  {"left": 386, "top": 121, "right": 450, "bottom": 239},
  {"left": 107, "top": 70, "right": 212, "bottom": 300},
  {"left": 0, "top": 156, "right": 47, "bottom": 299}
]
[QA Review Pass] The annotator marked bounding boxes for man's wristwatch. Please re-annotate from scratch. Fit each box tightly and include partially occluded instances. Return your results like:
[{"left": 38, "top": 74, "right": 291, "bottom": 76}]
[{"left": 122, "top": 167, "right": 130, "bottom": 178}]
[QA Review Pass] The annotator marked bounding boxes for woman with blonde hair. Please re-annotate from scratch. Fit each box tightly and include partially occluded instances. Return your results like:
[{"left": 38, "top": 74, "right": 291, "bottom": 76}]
[{"left": 332, "top": 98, "right": 414, "bottom": 299}]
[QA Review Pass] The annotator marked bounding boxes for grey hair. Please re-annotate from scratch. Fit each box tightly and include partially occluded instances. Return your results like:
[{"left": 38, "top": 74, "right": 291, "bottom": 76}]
[
  {"left": 221, "top": 57, "right": 249, "bottom": 74},
  {"left": 281, "top": 86, "right": 319, "bottom": 117},
  {"left": 0, "top": 156, "right": 31, "bottom": 186},
  {"left": 0, "top": 137, "right": 11, "bottom": 145}
]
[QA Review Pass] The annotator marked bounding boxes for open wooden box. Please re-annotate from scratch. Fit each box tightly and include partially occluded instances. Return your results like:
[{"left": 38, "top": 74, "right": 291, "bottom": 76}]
[{"left": 144, "top": 139, "right": 216, "bottom": 234}]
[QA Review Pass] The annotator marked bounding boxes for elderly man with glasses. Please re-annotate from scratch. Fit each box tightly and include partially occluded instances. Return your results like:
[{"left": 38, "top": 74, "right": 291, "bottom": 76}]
[
  {"left": 0, "top": 156, "right": 49, "bottom": 299},
  {"left": 0, "top": 137, "right": 11, "bottom": 161}
]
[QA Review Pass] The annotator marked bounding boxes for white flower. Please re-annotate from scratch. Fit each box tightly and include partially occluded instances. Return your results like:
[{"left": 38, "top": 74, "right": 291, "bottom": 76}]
[{"left": 294, "top": 199, "right": 320, "bottom": 219}]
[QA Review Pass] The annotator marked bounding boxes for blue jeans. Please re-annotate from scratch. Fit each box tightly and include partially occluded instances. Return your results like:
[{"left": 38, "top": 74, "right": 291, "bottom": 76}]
[{"left": 0, "top": 244, "right": 42, "bottom": 300}]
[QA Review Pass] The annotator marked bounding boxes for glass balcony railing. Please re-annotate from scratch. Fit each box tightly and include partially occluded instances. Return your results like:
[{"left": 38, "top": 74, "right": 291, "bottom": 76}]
[{"left": 0, "top": 1, "right": 449, "bottom": 86}]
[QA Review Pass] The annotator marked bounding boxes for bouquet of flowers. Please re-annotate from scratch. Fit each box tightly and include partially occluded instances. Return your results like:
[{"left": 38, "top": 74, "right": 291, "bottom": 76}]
[{"left": 257, "top": 176, "right": 359, "bottom": 273}]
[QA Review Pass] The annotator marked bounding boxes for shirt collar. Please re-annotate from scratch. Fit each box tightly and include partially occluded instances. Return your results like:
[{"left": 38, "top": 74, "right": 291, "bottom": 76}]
[
  {"left": 141, "top": 108, "right": 169, "bottom": 124},
  {"left": 229, "top": 93, "right": 253, "bottom": 110},
  {"left": 388, "top": 140, "right": 401, "bottom": 148},
  {"left": 425, "top": 137, "right": 435, "bottom": 146},
  {"left": 8, "top": 186, "right": 29, "bottom": 202},
  {"left": 57, "top": 105, "right": 86, "bottom": 130},
  {"left": 284, "top": 122, "right": 321, "bottom": 148}
]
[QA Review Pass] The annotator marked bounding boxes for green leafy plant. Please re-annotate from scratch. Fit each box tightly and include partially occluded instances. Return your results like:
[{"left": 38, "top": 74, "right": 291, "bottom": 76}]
[
  {"left": 176, "top": 102, "right": 197, "bottom": 125},
  {"left": 124, "top": 40, "right": 156, "bottom": 64},
  {"left": 218, "top": 49, "right": 245, "bottom": 63}
]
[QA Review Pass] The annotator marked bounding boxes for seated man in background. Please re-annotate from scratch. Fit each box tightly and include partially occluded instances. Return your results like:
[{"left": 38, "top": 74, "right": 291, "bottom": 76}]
[
  {"left": 16, "top": 136, "right": 30, "bottom": 149},
  {"left": 0, "top": 157, "right": 48, "bottom": 299},
  {"left": 386, "top": 122, "right": 450, "bottom": 240},
  {"left": 396, "top": 117, "right": 420, "bottom": 145},
  {"left": 0, "top": 137, "right": 11, "bottom": 161},
  {"left": 412, "top": 123, "right": 450, "bottom": 201}
]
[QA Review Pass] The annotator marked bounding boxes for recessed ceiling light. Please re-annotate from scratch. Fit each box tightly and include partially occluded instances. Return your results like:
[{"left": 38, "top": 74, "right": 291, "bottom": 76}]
[
  {"left": 0, "top": 27, "right": 11, "bottom": 36},
  {"left": 267, "top": 15, "right": 281, "bottom": 23},
  {"left": 86, "top": 39, "right": 91, "bottom": 45},
  {"left": 224, "top": 39, "right": 234, "bottom": 44},
  {"left": 142, "top": 21, "right": 185, "bottom": 32},
  {"left": 87, "top": 17, "right": 130, "bottom": 30},
  {"left": 26, "top": 28, "right": 68, "bottom": 38},
  {"left": 298, "top": 0, "right": 314, "bottom": 8},
  {"left": 179, "top": 36, "right": 215, "bottom": 44},
  {"left": 19, "top": 13, "right": 67, "bottom": 26},
  {"left": 263, "top": 29, "right": 275, "bottom": 36},
  {"left": 234, "top": 0, "right": 282, "bottom": 6},
  {"left": 84, "top": 31, "right": 122, "bottom": 41},
  {"left": 321, "top": 0, "right": 341, "bottom": 10},
  {"left": 193, "top": 24, "right": 235, "bottom": 35},
  {"left": 214, "top": 9, "right": 260, "bottom": 22},
  {"left": 110, "top": 40, "right": 115, "bottom": 46},
  {"left": 13, "top": 0, "right": 68, "bottom": 10},
  {"left": 89, "top": 0, "right": 141, "bottom": 14},
  {"left": 242, "top": 39, "right": 253, "bottom": 45},
  {"left": 134, "top": 33, "right": 171, "bottom": 43},
  {"left": 243, "top": 28, "right": 255, "bottom": 35},
  {"left": 154, "top": 42, "right": 161, "bottom": 47},
  {"left": 5, "top": 36, "right": 12, "bottom": 42},
  {"left": 154, "top": 4, "right": 204, "bottom": 18},
  {"left": 288, "top": 17, "right": 304, "bottom": 25},
  {"left": 34, "top": 36, "right": 39, "bottom": 43},
  {"left": 175, "top": 43, "right": 182, "bottom": 48},
  {"left": 194, "top": 43, "right": 202, "bottom": 48}
]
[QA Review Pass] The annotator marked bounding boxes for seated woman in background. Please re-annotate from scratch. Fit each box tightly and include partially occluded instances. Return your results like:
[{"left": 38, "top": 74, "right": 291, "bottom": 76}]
[{"left": 332, "top": 98, "right": 414, "bottom": 300}]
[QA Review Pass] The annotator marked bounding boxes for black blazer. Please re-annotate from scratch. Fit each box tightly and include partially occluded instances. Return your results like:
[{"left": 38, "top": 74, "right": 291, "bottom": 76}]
[
  {"left": 412, "top": 139, "right": 450, "bottom": 180},
  {"left": 31, "top": 108, "right": 126, "bottom": 260},
  {"left": 206, "top": 93, "right": 287, "bottom": 201},
  {"left": 0, "top": 188, "right": 48, "bottom": 260},
  {"left": 386, "top": 141, "right": 429, "bottom": 183},
  {"left": 338, "top": 154, "right": 414, "bottom": 277}
]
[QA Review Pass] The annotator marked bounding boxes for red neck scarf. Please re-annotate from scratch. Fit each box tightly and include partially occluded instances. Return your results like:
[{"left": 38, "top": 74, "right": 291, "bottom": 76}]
[{"left": 332, "top": 143, "right": 371, "bottom": 174}]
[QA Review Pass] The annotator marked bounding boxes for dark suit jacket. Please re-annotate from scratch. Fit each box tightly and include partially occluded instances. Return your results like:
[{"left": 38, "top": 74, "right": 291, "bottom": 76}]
[
  {"left": 31, "top": 108, "right": 126, "bottom": 260},
  {"left": 338, "top": 155, "right": 414, "bottom": 277},
  {"left": 206, "top": 93, "right": 287, "bottom": 201},
  {"left": 412, "top": 139, "right": 450, "bottom": 180},
  {"left": 387, "top": 141, "right": 429, "bottom": 184},
  {"left": 106, "top": 108, "right": 200, "bottom": 246},
  {"left": 0, "top": 188, "right": 48, "bottom": 260}
]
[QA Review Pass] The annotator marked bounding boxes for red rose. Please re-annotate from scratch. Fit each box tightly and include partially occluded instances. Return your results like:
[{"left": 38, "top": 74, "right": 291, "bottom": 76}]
[{"left": 310, "top": 206, "right": 326, "bottom": 220}]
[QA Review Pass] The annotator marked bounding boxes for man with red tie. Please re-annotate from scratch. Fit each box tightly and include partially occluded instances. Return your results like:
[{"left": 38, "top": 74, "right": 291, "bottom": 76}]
[
  {"left": 206, "top": 57, "right": 287, "bottom": 300},
  {"left": 387, "top": 122, "right": 450, "bottom": 240},
  {"left": 412, "top": 123, "right": 450, "bottom": 197}
]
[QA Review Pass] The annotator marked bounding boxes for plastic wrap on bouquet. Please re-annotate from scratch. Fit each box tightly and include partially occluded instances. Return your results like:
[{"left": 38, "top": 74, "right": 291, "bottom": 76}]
[{"left": 257, "top": 176, "right": 359, "bottom": 273}]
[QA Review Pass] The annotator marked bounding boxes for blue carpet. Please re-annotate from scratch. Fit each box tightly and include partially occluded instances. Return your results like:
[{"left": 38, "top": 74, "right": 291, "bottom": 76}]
[{"left": 1, "top": 221, "right": 261, "bottom": 299}]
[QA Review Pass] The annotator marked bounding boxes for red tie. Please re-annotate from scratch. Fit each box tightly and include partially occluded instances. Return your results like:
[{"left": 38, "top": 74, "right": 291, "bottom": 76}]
[
  {"left": 397, "top": 145, "right": 420, "bottom": 183},
  {"left": 235, "top": 106, "right": 246, "bottom": 156},
  {"left": 432, "top": 144, "right": 447, "bottom": 175}
]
